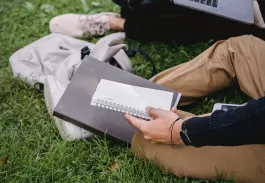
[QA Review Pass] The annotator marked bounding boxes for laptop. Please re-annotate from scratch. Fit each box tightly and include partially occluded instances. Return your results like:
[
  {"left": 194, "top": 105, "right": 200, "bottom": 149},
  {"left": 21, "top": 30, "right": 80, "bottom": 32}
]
[
  {"left": 171, "top": 0, "right": 254, "bottom": 24},
  {"left": 53, "top": 57, "right": 181, "bottom": 144}
]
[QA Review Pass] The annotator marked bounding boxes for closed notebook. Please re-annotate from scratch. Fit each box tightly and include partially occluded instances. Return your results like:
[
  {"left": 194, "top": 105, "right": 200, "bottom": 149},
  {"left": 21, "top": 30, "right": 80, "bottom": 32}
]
[
  {"left": 91, "top": 79, "right": 177, "bottom": 120},
  {"left": 53, "top": 56, "right": 181, "bottom": 144}
]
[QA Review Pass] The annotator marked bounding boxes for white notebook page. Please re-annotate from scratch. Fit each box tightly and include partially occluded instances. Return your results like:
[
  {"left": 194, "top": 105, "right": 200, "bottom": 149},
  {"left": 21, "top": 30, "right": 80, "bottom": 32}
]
[{"left": 91, "top": 79, "right": 174, "bottom": 115}]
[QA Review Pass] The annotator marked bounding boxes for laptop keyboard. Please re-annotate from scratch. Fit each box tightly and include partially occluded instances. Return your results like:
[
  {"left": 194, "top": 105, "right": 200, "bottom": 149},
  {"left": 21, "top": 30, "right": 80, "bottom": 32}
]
[{"left": 189, "top": 0, "right": 219, "bottom": 8}]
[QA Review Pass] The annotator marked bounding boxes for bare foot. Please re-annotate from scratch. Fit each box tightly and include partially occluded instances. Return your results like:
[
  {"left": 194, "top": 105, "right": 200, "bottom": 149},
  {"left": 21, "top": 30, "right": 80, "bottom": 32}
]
[{"left": 108, "top": 16, "right": 125, "bottom": 31}]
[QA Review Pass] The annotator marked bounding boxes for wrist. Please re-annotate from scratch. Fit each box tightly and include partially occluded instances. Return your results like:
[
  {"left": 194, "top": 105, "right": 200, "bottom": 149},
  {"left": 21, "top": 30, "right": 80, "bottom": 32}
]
[{"left": 173, "top": 118, "right": 184, "bottom": 145}]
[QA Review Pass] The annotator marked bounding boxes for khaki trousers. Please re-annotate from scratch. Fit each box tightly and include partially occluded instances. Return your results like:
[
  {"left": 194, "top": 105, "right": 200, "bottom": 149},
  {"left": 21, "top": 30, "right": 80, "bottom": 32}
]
[{"left": 131, "top": 35, "right": 265, "bottom": 183}]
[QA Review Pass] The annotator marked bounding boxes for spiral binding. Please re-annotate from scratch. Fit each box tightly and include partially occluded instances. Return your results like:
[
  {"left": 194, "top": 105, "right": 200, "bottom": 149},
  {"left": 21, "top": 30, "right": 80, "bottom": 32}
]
[{"left": 92, "top": 98, "right": 151, "bottom": 120}]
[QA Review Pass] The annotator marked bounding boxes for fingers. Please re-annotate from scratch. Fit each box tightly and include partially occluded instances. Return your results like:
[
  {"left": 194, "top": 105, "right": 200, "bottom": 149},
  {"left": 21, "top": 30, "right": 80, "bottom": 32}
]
[
  {"left": 145, "top": 106, "right": 154, "bottom": 117},
  {"left": 171, "top": 107, "right": 177, "bottom": 113},
  {"left": 143, "top": 135, "right": 152, "bottom": 140},
  {"left": 146, "top": 106, "right": 171, "bottom": 119},
  {"left": 146, "top": 106, "right": 163, "bottom": 119},
  {"left": 124, "top": 114, "right": 146, "bottom": 131}
]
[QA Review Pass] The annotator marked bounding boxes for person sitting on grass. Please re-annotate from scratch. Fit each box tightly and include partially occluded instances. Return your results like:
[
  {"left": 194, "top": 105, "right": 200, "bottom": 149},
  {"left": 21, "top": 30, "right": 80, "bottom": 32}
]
[
  {"left": 49, "top": 0, "right": 265, "bottom": 43},
  {"left": 124, "top": 35, "right": 265, "bottom": 183}
]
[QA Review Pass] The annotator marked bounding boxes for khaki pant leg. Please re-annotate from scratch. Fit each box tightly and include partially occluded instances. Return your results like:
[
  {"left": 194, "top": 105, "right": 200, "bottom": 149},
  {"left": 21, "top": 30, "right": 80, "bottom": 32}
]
[
  {"left": 151, "top": 35, "right": 265, "bottom": 106},
  {"left": 132, "top": 132, "right": 265, "bottom": 183},
  {"left": 135, "top": 36, "right": 265, "bottom": 182}
]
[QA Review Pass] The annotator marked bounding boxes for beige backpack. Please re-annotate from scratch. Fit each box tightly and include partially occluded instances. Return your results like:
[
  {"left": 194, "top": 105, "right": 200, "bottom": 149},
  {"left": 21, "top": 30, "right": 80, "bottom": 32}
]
[{"left": 9, "top": 32, "right": 133, "bottom": 140}]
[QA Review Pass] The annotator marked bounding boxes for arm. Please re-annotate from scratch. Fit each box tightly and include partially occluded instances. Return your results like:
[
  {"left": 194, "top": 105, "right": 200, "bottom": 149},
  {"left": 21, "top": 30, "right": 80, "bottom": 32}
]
[
  {"left": 182, "top": 96, "right": 265, "bottom": 147},
  {"left": 125, "top": 97, "right": 265, "bottom": 147}
]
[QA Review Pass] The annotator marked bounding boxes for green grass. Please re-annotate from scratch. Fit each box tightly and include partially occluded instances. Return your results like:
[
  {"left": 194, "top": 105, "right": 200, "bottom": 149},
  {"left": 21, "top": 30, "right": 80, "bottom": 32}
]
[{"left": 0, "top": 0, "right": 249, "bottom": 182}]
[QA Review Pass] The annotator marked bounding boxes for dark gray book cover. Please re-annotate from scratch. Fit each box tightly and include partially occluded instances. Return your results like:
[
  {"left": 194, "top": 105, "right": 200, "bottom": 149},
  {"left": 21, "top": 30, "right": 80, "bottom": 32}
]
[{"left": 53, "top": 56, "right": 181, "bottom": 144}]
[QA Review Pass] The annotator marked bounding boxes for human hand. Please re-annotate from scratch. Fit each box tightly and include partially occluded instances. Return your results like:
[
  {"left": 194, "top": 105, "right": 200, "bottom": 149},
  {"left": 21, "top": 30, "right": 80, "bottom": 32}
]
[{"left": 124, "top": 107, "right": 184, "bottom": 145}]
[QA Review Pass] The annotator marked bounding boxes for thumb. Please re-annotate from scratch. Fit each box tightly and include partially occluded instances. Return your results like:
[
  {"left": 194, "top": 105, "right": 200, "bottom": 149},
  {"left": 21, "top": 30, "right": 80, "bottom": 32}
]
[
  {"left": 124, "top": 114, "right": 146, "bottom": 131},
  {"left": 146, "top": 106, "right": 164, "bottom": 119},
  {"left": 171, "top": 107, "right": 177, "bottom": 113}
]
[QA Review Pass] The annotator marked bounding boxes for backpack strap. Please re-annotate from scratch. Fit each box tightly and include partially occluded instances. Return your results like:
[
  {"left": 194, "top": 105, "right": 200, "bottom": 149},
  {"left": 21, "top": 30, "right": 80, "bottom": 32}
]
[
  {"left": 126, "top": 45, "right": 157, "bottom": 78},
  {"left": 112, "top": 49, "right": 133, "bottom": 72},
  {"left": 80, "top": 45, "right": 156, "bottom": 77}
]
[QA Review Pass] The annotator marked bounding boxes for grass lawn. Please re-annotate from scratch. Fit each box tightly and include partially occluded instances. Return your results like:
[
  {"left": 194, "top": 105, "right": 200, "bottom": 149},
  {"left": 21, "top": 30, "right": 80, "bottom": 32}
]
[{"left": 0, "top": 0, "right": 249, "bottom": 182}]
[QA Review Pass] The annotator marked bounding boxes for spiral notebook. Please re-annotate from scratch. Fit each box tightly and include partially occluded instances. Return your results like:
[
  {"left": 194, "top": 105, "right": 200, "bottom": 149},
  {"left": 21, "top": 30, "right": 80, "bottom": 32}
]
[{"left": 91, "top": 79, "right": 177, "bottom": 120}]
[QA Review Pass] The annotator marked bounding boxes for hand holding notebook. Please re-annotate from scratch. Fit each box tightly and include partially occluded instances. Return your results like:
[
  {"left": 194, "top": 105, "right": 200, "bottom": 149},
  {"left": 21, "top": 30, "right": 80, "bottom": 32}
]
[{"left": 91, "top": 79, "right": 179, "bottom": 120}]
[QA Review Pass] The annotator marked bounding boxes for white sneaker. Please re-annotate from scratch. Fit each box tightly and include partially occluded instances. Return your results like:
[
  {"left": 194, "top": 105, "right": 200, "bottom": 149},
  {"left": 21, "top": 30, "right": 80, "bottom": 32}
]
[{"left": 49, "top": 12, "right": 120, "bottom": 38}]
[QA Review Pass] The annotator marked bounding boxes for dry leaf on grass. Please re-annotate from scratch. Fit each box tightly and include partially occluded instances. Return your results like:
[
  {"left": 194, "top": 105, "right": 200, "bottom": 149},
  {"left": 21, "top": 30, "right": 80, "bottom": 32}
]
[
  {"left": 1, "top": 154, "right": 8, "bottom": 165},
  {"left": 108, "top": 160, "right": 119, "bottom": 170}
]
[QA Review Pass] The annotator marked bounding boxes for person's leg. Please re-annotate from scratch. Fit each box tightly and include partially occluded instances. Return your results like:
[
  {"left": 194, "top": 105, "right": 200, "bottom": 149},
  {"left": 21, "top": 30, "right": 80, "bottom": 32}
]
[
  {"left": 49, "top": 1, "right": 264, "bottom": 41},
  {"left": 151, "top": 35, "right": 265, "bottom": 106},
  {"left": 118, "top": 1, "right": 196, "bottom": 42},
  {"left": 132, "top": 130, "right": 265, "bottom": 183},
  {"left": 49, "top": 1, "right": 192, "bottom": 39},
  {"left": 117, "top": 2, "right": 265, "bottom": 43},
  {"left": 132, "top": 35, "right": 265, "bottom": 183}
]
